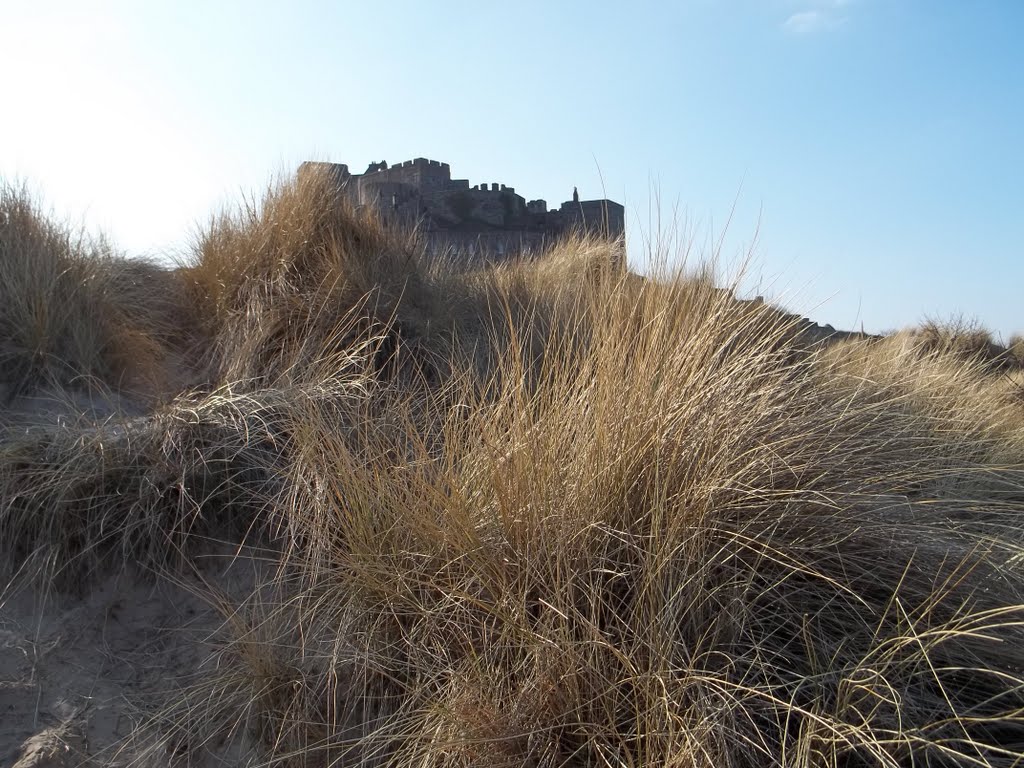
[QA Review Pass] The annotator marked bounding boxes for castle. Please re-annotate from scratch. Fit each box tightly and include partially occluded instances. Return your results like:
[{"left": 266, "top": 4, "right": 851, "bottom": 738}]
[{"left": 299, "top": 158, "right": 625, "bottom": 258}]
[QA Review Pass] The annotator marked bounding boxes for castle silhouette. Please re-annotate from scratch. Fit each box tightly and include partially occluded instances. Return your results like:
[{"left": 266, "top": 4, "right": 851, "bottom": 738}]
[{"left": 300, "top": 158, "right": 624, "bottom": 258}]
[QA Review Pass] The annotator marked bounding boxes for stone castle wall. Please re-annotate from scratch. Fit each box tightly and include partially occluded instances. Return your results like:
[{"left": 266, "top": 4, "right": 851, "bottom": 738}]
[{"left": 299, "top": 158, "right": 625, "bottom": 260}]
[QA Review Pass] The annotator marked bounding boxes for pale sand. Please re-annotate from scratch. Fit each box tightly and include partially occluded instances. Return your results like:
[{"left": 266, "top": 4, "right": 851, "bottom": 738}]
[{"left": 1, "top": 546, "right": 266, "bottom": 766}]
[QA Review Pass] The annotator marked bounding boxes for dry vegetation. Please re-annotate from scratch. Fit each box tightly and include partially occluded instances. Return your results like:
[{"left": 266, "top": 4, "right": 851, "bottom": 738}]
[
  {"left": 2, "top": 171, "right": 1024, "bottom": 767},
  {"left": 0, "top": 183, "right": 197, "bottom": 405}
]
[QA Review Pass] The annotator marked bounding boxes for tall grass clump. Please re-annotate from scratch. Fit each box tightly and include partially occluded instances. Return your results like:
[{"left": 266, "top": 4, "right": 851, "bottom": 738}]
[
  {"left": 1008, "top": 335, "right": 1024, "bottom": 368},
  {"left": 818, "top": 334, "right": 1024, "bottom": 483},
  {"left": 181, "top": 169, "right": 630, "bottom": 392},
  {"left": 0, "top": 389, "right": 272, "bottom": 587},
  {"left": 160, "top": 256, "right": 1024, "bottom": 768},
  {"left": 909, "top": 317, "right": 1019, "bottom": 372},
  {"left": 182, "top": 168, "right": 450, "bottom": 388},
  {"left": 0, "top": 181, "right": 197, "bottom": 402},
  {"left": 0, "top": 317, "right": 401, "bottom": 589}
]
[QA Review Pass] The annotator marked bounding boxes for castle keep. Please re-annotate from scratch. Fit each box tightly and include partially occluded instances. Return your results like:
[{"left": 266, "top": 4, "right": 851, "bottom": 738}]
[{"left": 299, "top": 158, "right": 625, "bottom": 257}]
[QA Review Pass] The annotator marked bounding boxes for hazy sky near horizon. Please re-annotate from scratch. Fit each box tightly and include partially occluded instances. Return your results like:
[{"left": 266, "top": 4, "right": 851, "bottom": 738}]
[{"left": 2, "top": 1, "right": 1022, "bottom": 336}]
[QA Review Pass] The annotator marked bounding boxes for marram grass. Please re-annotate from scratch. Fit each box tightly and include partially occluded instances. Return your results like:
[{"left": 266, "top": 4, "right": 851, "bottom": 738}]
[{"left": 2, "top": 173, "right": 1024, "bottom": 767}]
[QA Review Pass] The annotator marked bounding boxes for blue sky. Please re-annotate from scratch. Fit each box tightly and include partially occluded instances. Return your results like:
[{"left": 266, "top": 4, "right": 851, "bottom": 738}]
[{"left": 2, "top": 1, "right": 1021, "bottom": 336}]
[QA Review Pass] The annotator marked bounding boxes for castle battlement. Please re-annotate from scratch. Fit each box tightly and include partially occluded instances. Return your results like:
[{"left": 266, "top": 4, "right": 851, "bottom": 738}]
[
  {"left": 299, "top": 158, "right": 624, "bottom": 259},
  {"left": 375, "top": 158, "right": 451, "bottom": 172}
]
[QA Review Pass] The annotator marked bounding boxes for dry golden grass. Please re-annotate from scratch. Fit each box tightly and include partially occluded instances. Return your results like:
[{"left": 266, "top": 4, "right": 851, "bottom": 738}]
[
  {"left": 818, "top": 334, "right": 1024, "bottom": 478},
  {"left": 908, "top": 318, "right": 1020, "bottom": 372},
  {"left": 3, "top": 171, "right": 1024, "bottom": 767},
  {"left": 180, "top": 167, "right": 633, "bottom": 392},
  {"left": 151, "top": 268, "right": 1024, "bottom": 768},
  {"left": 1008, "top": 335, "right": 1024, "bottom": 369},
  {"left": 0, "top": 182, "right": 195, "bottom": 401},
  {"left": 180, "top": 169, "right": 446, "bottom": 388}
]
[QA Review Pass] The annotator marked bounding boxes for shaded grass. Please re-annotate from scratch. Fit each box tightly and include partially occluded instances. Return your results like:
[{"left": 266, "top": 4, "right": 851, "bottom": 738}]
[{"left": 909, "top": 317, "right": 1021, "bottom": 373}]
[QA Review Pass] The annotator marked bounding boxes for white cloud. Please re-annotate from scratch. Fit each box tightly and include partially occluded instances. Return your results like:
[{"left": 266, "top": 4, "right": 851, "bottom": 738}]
[
  {"left": 782, "top": 1, "right": 851, "bottom": 35},
  {"left": 783, "top": 10, "right": 826, "bottom": 34}
]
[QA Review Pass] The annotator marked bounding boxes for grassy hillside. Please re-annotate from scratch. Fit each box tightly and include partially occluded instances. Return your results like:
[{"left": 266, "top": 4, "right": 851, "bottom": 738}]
[{"left": 2, "top": 172, "right": 1024, "bottom": 767}]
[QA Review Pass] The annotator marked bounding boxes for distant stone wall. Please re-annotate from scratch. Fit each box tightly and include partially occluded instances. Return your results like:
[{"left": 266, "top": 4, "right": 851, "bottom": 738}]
[
  {"left": 358, "top": 180, "right": 413, "bottom": 209},
  {"left": 425, "top": 230, "right": 552, "bottom": 260},
  {"left": 360, "top": 158, "right": 451, "bottom": 194},
  {"left": 432, "top": 186, "right": 525, "bottom": 227},
  {"left": 299, "top": 158, "right": 625, "bottom": 261},
  {"left": 558, "top": 199, "right": 625, "bottom": 238}
]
